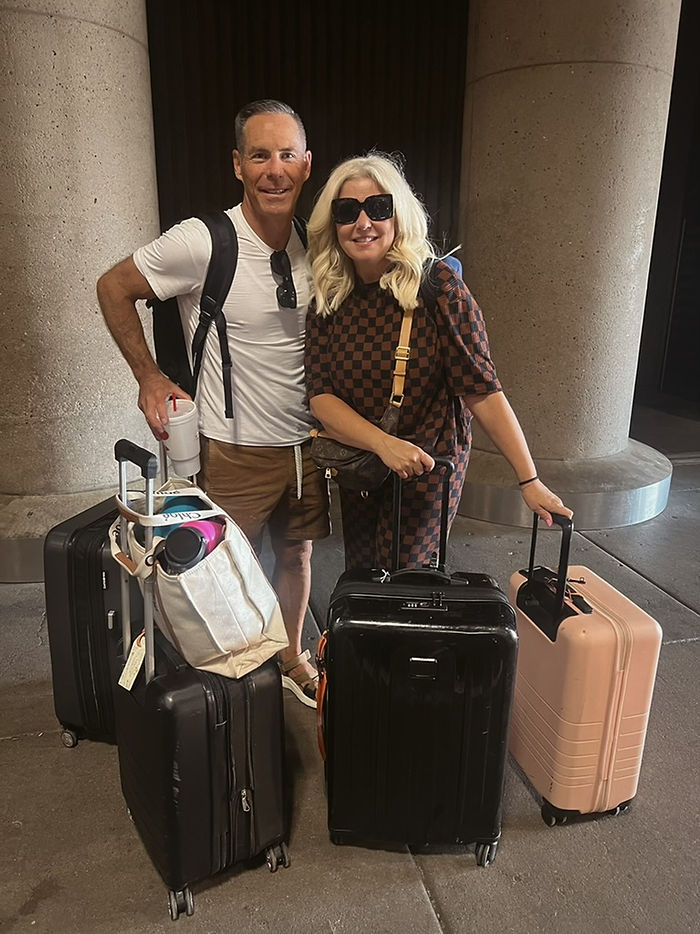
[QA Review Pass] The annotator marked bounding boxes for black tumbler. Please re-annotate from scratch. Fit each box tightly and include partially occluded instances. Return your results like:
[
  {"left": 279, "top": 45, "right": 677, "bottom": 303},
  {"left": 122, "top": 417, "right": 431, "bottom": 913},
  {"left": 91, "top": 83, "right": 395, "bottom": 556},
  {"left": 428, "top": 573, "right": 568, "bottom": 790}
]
[{"left": 160, "top": 527, "right": 208, "bottom": 573}]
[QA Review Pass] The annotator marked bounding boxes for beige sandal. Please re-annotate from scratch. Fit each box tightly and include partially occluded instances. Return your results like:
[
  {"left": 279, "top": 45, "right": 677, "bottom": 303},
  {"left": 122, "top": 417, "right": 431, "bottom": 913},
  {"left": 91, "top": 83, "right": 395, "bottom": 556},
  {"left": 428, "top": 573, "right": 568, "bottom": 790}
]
[{"left": 279, "top": 649, "right": 318, "bottom": 708}]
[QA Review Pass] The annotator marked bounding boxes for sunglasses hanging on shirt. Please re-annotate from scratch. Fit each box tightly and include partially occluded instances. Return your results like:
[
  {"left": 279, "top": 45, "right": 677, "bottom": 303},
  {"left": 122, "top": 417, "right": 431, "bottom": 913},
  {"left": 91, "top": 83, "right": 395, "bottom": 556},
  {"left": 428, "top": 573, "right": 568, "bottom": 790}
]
[
  {"left": 331, "top": 193, "right": 394, "bottom": 226},
  {"left": 270, "top": 249, "right": 297, "bottom": 309}
]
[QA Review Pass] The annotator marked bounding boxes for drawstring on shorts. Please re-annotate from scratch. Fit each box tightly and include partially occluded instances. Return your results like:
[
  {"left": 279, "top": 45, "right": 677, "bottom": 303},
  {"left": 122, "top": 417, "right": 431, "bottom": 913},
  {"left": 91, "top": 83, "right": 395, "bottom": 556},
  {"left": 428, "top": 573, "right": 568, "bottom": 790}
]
[{"left": 294, "top": 444, "right": 303, "bottom": 500}]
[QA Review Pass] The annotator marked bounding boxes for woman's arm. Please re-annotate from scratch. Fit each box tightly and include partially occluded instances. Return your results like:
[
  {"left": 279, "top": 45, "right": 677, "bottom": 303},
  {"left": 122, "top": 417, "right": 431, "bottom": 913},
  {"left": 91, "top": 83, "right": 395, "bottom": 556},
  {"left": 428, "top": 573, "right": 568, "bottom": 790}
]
[
  {"left": 466, "top": 390, "right": 572, "bottom": 524},
  {"left": 310, "top": 393, "right": 434, "bottom": 480}
]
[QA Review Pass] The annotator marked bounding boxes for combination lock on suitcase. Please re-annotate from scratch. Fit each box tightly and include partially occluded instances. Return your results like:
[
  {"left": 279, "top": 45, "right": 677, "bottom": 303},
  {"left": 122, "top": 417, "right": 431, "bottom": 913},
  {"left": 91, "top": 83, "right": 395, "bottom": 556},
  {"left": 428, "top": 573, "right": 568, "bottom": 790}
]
[{"left": 317, "top": 459, "right": 518, "bottom": 867}]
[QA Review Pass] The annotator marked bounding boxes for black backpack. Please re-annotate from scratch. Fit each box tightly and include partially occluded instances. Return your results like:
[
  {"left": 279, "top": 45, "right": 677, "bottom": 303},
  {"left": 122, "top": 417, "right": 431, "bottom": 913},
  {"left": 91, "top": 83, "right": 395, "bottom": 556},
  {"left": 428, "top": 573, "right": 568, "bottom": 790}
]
[{"left": 150, "top": 211, "right": 307, "bottom": 418}]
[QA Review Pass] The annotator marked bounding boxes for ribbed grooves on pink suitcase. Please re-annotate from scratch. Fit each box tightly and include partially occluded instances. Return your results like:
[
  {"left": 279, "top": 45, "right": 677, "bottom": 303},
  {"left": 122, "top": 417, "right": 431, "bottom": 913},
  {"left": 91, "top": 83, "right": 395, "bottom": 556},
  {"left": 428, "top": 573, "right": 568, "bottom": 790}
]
[
  {"left": 508, "top": 562, "right": 661, "bottom": 813},
  {"left": 511, "top": 674, "right": 648, "bottom": 788},
  {"left": 510, "top": 552, "right": 661, "bottom": 813}
]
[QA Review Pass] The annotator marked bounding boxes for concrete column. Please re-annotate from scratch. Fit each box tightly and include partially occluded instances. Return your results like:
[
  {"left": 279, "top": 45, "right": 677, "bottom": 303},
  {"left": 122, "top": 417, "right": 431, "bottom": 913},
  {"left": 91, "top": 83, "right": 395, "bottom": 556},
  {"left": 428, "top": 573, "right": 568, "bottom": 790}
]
[
  {"left": 459, "top": 0, "right": 679, "bottom": 528},
  {"left": 0, "top": 0, "right": 159, "bottom": 579}
]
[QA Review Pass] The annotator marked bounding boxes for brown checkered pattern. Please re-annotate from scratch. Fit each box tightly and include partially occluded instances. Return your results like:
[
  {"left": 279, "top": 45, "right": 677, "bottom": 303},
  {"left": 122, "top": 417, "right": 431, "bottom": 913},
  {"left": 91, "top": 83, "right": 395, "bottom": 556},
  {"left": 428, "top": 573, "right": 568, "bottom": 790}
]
[
  {"left": 305, "top": 261, "right": 502, "bottom": 568},
  {"left": 338, "top": 451, "right": 470, "bottom": 570}
]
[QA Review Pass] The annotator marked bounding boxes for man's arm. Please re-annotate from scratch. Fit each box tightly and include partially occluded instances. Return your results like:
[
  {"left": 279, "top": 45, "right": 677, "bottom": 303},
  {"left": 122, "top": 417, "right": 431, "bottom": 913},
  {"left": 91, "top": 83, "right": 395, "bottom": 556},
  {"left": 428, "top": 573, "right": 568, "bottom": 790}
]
[{"left": 97, "top": 256, "right": 190, "bottom": 439}]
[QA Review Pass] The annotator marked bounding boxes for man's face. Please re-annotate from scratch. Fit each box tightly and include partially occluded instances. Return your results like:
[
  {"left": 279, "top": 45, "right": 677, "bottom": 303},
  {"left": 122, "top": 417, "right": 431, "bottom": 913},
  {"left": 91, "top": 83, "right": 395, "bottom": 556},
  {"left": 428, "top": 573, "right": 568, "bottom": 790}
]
[{"left": 233, "top": 113, "right": 311, "bottom": 221}]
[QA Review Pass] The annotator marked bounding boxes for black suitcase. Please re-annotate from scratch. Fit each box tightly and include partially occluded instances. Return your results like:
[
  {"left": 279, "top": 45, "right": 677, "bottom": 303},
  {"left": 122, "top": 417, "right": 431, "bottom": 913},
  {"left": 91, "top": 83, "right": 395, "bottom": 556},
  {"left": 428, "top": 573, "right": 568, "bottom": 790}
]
[
  {"left": 112, "top": 440, "right": 289, "bottom": 921},
  {"left": 317, "top": 460, "right": 518, "bottom": 866},
  {"left": 44, "top": 498, "right": 140, "bottom": 747}
]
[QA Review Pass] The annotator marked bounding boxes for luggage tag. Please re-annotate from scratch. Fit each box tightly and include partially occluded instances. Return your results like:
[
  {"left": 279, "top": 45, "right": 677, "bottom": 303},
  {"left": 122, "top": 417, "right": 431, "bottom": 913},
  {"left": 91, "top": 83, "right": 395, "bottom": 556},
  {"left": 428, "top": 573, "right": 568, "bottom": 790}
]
[{"left": 118, "top": 629, "right": 146, "bottom": 690}]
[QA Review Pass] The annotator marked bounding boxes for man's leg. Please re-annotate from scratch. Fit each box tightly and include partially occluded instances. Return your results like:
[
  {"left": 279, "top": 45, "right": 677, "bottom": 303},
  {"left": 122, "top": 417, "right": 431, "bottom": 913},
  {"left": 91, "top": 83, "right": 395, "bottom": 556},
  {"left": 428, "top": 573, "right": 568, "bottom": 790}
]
[
  {"left": 201, "top": 439, "right": 328, "bottom": 705},
  {"left": 270, "top": 537, "right": 318, "bottom": 706}
]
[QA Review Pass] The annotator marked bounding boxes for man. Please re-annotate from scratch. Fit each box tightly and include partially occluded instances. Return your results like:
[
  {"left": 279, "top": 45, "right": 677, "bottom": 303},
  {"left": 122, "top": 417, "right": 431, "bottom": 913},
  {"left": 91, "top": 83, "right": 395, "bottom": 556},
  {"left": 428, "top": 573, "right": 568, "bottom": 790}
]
[{"left": 97, "top": 99, "right": 329, "bottom": 707}]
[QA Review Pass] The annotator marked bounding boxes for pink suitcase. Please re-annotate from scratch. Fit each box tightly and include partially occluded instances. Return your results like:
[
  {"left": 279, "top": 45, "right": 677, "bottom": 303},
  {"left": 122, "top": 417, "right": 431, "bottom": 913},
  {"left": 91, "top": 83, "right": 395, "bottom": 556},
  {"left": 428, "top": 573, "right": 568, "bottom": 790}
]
[{"left": 508, "top": 515, "right": 662, "bottom": 826}]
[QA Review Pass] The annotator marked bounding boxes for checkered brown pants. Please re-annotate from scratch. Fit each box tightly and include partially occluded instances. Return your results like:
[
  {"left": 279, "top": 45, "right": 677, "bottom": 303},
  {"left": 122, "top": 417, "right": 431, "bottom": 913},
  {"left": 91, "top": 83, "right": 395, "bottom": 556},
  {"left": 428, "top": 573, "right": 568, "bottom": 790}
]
[{"left": 338, "top": 449, "right": 470, "bottom": 570}]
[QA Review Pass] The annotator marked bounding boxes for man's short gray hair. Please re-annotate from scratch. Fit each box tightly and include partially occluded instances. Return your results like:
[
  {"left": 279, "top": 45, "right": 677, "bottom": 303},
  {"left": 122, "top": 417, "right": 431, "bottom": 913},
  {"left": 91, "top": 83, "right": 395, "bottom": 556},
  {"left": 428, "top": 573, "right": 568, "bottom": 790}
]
[{"left": 234, "top": 99, "right": 307, "bottom": 151}]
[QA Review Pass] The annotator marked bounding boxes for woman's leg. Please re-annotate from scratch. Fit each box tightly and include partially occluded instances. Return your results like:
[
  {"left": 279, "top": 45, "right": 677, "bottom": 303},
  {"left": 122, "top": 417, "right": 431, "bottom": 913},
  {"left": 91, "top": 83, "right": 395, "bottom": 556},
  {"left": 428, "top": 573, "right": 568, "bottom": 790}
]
[
  {"left": 374, "top": 450, "right": 470, "bottom": 570},
  {"left": 338, "top": 485, "right": 384, "bottom": 570}
]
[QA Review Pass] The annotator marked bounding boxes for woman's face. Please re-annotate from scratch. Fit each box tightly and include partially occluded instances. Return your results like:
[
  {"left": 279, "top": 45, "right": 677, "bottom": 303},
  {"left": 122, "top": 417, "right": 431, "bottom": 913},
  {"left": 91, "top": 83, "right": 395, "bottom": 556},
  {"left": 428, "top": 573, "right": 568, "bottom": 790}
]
[{"left": 334, "top": 177, "right": 396, "bottom": 283}]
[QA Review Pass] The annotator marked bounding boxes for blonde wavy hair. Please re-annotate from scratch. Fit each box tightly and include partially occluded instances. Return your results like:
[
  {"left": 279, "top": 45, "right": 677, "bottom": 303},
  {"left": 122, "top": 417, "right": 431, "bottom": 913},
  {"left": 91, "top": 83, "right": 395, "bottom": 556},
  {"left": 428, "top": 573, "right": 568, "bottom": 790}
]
[{"left": 307, "top": 152, "right": 435, "bottom": 316}]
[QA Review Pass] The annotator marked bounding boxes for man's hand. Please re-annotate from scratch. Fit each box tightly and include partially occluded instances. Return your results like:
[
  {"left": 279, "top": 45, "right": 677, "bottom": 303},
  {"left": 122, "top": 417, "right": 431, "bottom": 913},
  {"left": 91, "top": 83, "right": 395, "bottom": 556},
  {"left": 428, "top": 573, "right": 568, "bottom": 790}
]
[{"left": 137, "top": 372, "right": 192, "bottom": 440}]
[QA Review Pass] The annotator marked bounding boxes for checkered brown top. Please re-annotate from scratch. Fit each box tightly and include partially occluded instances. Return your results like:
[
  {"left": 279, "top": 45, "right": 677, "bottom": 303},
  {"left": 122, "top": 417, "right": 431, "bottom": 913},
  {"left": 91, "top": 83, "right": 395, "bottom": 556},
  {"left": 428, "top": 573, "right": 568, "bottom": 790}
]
[{"left": 304, "top": 261, "right": 502, "bottom": 456}]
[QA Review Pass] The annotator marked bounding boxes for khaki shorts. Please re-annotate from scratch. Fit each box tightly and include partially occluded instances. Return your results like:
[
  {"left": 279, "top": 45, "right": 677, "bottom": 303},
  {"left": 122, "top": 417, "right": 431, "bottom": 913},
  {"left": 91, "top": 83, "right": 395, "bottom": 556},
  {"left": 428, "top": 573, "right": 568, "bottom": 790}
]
[{"left": 198, "top": 437, "right": 330, "bottom": 551}]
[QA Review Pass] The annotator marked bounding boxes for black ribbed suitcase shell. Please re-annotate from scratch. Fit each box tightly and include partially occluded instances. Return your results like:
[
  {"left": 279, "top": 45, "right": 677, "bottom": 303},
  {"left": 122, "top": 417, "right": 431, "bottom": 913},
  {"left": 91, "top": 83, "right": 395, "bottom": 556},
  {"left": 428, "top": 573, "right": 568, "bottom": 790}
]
[
  {"left": 114, "top": 632, "right": 288, "bottom": 910},
  {"left": 44, "top": 499, "right": 138, "bottom": 747},
  {"left": 323, "top": 567, "right": 517, "bottom": 865}
]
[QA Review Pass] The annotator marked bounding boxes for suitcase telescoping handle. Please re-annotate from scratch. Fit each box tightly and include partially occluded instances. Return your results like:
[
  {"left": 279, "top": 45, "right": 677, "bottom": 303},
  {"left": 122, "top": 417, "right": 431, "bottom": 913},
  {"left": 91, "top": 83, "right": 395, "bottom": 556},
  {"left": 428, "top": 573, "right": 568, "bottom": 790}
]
[
  {"left": 390, "top": 457, "right": 454, "bottom": 573},
  {"left": 115, "top": 439, "right": 159, "bottom": 481},
  {"left": 527, "top": 512, "right": 574, "bottom": 619},
  {"left": 114, "top": 440, "right": 159, "bottom": 683}
]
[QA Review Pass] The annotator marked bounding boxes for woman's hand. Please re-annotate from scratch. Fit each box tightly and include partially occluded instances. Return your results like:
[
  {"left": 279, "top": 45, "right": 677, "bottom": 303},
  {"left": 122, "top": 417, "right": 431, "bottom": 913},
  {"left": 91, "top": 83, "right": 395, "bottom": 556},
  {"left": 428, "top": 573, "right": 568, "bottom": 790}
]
[
  {"left": 520, "top": 479, "right": 573, "bottom": 526},
  {"left": 309, "top": 393, "right": 434, "bottom": 479},
  {"left": 376, "top": 434, "right": 435, "bottom": 479}
]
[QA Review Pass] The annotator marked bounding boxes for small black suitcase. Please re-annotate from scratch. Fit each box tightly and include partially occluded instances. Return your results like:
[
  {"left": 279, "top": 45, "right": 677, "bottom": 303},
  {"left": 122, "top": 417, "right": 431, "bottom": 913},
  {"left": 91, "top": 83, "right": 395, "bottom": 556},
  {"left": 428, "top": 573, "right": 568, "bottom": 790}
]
[
  {"left": 44, "top": 499, "right": 140, "bottom": 747},
  {"left": 112, "top": 440, "right": 289, "bottom": 920},
  {"left": 318, "top": 460, "right": 518, "bottom": 866}
]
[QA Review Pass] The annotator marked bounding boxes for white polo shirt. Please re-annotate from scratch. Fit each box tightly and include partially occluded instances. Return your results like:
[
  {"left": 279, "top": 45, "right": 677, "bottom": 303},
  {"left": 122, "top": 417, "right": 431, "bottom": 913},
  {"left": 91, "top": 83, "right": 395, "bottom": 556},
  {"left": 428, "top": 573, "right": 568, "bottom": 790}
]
[{"left": 133, "top": 205, "right": 313, "bottom": 446}]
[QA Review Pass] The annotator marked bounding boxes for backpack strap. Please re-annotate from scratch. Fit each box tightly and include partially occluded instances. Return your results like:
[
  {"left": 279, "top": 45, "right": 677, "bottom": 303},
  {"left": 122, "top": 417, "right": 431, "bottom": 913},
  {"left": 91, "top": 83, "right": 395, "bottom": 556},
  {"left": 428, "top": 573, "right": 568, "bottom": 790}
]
[
  {"left": 191, "top": 212, "right": 238, "bottom": 419},
  {"left": 292, "top": 215, "right": 307, "bottom": 248},
  {"left": 190, "top": 212, "right": 307, "bottom": 420}
]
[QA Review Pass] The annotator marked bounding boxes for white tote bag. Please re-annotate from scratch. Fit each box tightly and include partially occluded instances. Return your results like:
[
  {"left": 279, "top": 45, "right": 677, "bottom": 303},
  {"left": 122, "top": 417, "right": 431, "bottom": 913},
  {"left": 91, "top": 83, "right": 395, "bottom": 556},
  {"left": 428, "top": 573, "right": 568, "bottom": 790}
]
[{"left": 110, "top": 480, "right": 288, "bottom": 679}]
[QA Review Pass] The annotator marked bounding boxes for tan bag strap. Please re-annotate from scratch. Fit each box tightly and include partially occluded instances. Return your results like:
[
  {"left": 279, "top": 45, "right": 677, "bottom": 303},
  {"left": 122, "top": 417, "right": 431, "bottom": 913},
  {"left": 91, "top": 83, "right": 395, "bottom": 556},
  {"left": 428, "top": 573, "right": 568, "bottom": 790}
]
[
  {"left": 390, "top": 307, "right": 414, "bottom": 407},
  {"left": 309, "top": 307, "right": 413, "bottom": 444}
]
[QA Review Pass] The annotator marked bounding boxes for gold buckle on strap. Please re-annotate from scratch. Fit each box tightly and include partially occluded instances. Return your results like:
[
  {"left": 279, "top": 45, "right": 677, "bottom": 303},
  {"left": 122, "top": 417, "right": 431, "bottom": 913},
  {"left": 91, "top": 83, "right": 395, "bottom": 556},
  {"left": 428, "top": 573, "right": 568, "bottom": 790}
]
[{"left": 394, "top": 345, "right": 410, "bottom": 362}]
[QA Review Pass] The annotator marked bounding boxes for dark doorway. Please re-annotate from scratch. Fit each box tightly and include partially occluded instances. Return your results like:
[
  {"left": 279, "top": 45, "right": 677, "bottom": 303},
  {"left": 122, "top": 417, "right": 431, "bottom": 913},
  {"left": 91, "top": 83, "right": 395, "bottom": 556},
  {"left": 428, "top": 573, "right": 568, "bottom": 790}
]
[
  {"left": 635, "top": 0, "right": 700, "bottom": 420},
  {"left": 144, "top": 1, "right": 469, "bottom": 257}
]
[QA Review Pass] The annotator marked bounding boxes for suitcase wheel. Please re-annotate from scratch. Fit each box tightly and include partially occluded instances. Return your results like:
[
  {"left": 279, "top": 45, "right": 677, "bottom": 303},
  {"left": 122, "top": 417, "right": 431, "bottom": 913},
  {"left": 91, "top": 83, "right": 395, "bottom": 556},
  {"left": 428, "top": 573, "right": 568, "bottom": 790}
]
[
  {"left": 475, "top": 842, "right": 498, "bottom": 868},
  {"left": 265, "top": 843, "right": 290, "bottom": 873},
  {"left": 541, "top": 802, "right": 565, "bottom": 826},
  {"left": 60, "top": 729, "right": 78, "bottom": 748},
  {"left": 542, "top": 798, "right": 632, "bottom": 826},
  {"left": 608, "top": 799, "right": 632, "bottom": 817},
  {"left": 168, "top": 886, "right": 194, "bottom": 921},
  {"left": 541, "top": 802, "right": 570, "bottom": 826},
  {"left": 280, "top": 841, "right": 291, "bottom": 869}
]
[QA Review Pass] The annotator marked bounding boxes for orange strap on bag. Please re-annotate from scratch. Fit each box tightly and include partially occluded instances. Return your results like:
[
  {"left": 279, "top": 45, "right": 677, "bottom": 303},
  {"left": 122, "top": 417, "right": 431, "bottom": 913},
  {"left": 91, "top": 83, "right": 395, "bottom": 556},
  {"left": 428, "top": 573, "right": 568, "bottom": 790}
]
[{"left": 315, "top": 631, "right": 328, "bottom": 761}]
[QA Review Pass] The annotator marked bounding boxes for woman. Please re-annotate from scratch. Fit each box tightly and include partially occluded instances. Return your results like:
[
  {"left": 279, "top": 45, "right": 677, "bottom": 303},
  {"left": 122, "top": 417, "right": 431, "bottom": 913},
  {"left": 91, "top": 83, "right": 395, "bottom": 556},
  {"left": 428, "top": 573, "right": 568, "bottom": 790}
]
[{"left": 305, "top": 152, "right": 571, "bottom": 570}]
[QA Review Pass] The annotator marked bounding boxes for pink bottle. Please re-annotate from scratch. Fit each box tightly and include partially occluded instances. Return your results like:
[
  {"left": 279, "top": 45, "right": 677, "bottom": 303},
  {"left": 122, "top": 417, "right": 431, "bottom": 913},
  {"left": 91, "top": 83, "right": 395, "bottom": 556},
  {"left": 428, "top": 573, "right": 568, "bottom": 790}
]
[{"left": 178, "top": 519, "right": 225, "bottom": 556}]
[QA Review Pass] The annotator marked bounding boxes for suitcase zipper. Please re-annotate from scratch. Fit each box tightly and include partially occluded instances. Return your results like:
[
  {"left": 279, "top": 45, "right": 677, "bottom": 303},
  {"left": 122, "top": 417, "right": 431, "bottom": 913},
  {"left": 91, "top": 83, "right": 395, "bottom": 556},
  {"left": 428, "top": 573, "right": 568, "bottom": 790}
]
[
  {"left": 242, "top": 676, "right": 256, "bottom": 853},
  {"left": 201, "top": 672, "right": 233, "bottom": 871},
  {"left": 573, "top": 583, "right": 634, "bottom": 811},
  {"left": 74, "top": 515, "right": 116, "bottom": 737}
]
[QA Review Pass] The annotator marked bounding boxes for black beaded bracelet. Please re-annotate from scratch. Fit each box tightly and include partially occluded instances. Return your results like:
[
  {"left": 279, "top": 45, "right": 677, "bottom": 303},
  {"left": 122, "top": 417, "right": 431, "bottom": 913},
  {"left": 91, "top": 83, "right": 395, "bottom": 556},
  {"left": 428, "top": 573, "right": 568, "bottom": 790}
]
[{"left": 518, "top": 475, "right": 539, "bottom": 487}]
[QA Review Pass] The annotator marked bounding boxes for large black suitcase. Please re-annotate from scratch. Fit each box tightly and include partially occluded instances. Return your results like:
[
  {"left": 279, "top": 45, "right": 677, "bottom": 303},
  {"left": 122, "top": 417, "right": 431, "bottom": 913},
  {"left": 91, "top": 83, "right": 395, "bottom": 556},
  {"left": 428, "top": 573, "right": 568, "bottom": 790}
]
[
  {"left": 318, "top": 460, "right": 518, "bottom": 866},
  {"left": 44, "top": 498, "right": 139, "bottom": 747},
  {"left": 112, "top": 441, "right": 289, "bottom": 920}
]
